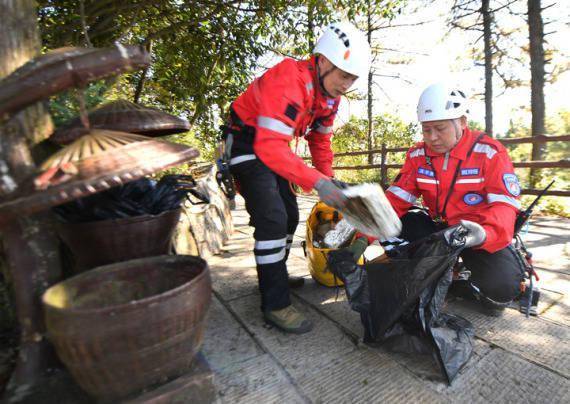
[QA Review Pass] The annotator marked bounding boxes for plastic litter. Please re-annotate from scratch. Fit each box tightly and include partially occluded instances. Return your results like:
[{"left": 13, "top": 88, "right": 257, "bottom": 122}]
[
  {"left": 329, "top": 223, "right": 475, "bottom": 384},
  {"left": 340, "top": 183, "right": 402, "bottom": 240},
  {"left": 323, "top": 219, "right": 355, "bottom": 249}
]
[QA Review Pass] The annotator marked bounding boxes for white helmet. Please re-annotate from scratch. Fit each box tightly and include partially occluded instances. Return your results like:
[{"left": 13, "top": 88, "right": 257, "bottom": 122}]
[
  {"left": 313, "top": 21, "right": 370, "bottom": 78},
  {"left": 417, "top": 83, "right": 470, "bottom": 122}
]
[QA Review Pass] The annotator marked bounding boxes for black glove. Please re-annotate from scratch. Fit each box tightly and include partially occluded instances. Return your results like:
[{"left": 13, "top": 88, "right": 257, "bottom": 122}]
[
  {"left": 327, "top": 248, "right": 358, "bottom": 278},
  {"left": 314, "top": 179, "right": 348, "bottom": 209}
]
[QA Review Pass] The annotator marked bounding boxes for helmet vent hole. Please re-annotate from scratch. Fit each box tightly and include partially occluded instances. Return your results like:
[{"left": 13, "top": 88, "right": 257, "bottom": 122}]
[{"left": 331, "top": 28, "right": 351, "bottom": 48}]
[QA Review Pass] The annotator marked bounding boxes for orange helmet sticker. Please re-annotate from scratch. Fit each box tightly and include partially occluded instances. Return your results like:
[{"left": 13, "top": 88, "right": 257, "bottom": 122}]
[{"left": 344, "top": 50, "right": 350, "bottom": 60}]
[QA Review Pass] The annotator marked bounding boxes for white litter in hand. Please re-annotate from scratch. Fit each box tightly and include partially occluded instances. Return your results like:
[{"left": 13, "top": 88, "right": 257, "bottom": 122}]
[{"left": 340, "top": 183, "right": 402, "bottom": 240}]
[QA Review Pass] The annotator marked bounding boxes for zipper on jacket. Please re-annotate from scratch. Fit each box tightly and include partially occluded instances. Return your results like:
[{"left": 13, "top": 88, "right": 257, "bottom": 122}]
[{"left": 443, "top": 152, "right": 449, "bottom": 171}]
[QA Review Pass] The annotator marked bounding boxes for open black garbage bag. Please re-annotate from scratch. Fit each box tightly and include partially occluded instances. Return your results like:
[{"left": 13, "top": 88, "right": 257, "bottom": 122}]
[
  {"left": 329, "top": 224, "right": 475, "bottom": 384},
  {"left": 53, "top": 174, "right": 209, "bottom": 223}
]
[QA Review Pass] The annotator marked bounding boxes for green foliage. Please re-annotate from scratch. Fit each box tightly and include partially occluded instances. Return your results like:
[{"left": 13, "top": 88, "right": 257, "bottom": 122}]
[
  {"left": 37, "top": 1, "right": 406, "bottom": 160},
  {"left": 267, "top": 1, "right": 336, "bottom": 57},
  {"left": 48, "top": 80, "right": 113, "bottom": 126},
  {"left": 539, "top": 196, "right": 570, "bottom": 218},
  {"left": 546, "top": 109, "right": 570, "bottom": 158},
  {"left": 38, "top": 0, "right": 297, "bottom": 157},
  {"left": 501, "top": 109, "right": 570, "bottom": 217},
  {"left": 468, "top": 120, "right": 484, "bottom": 132},
  {"left": 332, "top": 113, "right": 417, "bottom": 183}
]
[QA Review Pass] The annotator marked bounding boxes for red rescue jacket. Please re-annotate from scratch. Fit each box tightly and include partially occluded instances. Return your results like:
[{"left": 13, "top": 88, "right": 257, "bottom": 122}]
[
  {"left": 386, "top": 127, "right": 521, "bottom": 253},
  {"left": 231, "top": 56, "right": 339, "bottom": 191}
]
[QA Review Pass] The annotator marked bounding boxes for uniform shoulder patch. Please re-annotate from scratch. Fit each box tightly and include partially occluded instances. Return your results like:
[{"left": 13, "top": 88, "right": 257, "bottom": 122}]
[{"left": 502, "top": 173, "right": 521, "bottom": 197}]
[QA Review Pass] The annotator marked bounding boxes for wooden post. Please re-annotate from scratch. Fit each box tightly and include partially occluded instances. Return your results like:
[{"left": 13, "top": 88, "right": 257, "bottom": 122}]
[
  {"left": 380, "top": 143, "right": 387, "bottom": 189},
  {"left": 0, "top": 0, "right": 62, "bottom": 396}
]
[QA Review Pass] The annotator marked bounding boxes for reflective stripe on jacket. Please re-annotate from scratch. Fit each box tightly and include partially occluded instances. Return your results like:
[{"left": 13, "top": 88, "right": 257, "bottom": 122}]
[
  {"left": 386, "top": 127, "right": 521, "bottom": 253},
  {"left": 231, "top": 56, "right": 339, "bottom": 191}
]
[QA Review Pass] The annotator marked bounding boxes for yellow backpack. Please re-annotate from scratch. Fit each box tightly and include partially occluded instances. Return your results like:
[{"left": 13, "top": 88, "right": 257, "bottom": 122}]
[{"left": 302, "top": 202, "right": 364, "bottom": 287}]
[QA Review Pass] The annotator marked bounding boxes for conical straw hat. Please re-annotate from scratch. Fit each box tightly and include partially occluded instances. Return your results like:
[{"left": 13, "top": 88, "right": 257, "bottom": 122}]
[
  {"left": 0, "top": 45, "right": 150, "bottom": 121},
  {"left": 51, "top": 100, "right": 191, "bottom": 144},
  {"left": 0, "top": 129, "right": 199, "bottom": 224}
]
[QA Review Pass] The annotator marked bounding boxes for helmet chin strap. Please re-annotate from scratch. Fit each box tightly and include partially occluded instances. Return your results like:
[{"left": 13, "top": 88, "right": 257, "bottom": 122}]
[
  {"left": 315, "top": 56, "right": 336, "bottom": 98},
  {"left": 452, "top": 119, "right": 464, "bottom": 147}
]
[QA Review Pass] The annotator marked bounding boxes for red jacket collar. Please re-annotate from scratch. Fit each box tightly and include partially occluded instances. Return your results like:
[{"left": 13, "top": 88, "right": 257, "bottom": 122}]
[{"left": 304, "top": 56, "right": 339, "bottom": 106}]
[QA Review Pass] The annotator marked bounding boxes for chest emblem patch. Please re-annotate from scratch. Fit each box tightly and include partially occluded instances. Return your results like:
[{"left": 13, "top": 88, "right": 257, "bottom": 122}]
[
  {"left": 418, "top": 167, "right": 435, "bottom": 177},
  {"left": 502, "top": 173, "right": 521, "bottom": 197},
  {"left": 461, "top": 168, "right": 479, "bottom": 176},
  {"left": 464, "top": 193, "right": 484, "bottom": 205},
  {"left": 326, "top": 99, "right": 335, "bottom": 109}
]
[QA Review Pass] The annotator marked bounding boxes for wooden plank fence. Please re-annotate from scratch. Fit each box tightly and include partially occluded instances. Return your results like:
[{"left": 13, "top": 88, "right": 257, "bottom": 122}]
[{"left": 304, "top": 134, "right": 570, "bottom": 197}]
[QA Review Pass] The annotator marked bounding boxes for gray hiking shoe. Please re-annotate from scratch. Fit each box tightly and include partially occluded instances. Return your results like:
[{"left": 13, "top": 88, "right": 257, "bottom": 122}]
[{"left": 263, "top": 305, "right": 313, "bottom": 334}]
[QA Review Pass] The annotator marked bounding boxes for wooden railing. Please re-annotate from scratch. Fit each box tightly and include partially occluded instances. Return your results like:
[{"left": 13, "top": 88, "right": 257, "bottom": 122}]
[{"left": 305, "top": 134, "right": 570, "bottom": 197}]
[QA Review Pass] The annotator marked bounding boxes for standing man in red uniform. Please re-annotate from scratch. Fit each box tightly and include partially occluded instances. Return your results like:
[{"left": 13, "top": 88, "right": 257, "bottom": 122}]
[
  {"left": 384, "top": 83, "right": 525, "bottom": 315},
  {"left": 225, "top": 22, "right": 371, "bottom": 333}
]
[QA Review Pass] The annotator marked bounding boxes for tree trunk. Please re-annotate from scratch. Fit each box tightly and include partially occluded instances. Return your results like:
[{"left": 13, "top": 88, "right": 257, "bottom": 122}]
[
  {"left": 133, "top": 39, "right": 152, "bottom": 104},
  {"left": 528, "top": 0, "right": 546, "bottom": 187},
  {"left": 482, "top": 0, "right": 493, "bottom": 136},
  {"left": 307, "top": 2, "right": 314, "bottom": 51},
  {"left": 0, "top": 0, "right": 62, "bottom": 396},
  {"left": 133, "top": 68, "right": 149, "bottom": 104},
  {"left": 366, "top": 0, "right": 374, "bottom": 165}
]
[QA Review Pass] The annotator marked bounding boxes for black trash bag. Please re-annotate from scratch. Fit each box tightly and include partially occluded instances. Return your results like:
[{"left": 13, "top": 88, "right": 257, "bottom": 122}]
[
  {"left": 53, "top": 178, "right": 154, "bottom": 222},
  {"left": 142, "top": 175, "right": 187, "bottom": 214},
  {"left": 53, "top": 175, "right": 208, "bottom": 223},
  {"left": 417, "top": 264, "right": 474, "bottom": 383},
  {"left": 329, "top": 224, "right": 475, "bottom": 384},
  {"left": 327, "top": 249, "right": 370, "bottom": 313}
]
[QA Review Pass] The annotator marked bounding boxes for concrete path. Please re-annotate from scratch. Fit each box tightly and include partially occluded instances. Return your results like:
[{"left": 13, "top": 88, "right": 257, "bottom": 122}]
[{"left": 202, "top": 195, "right": 570, "bottom": 403}]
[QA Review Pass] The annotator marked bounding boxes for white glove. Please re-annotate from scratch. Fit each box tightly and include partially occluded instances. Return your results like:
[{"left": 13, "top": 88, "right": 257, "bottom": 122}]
[
  {"left": 459, "top": 220, "right": 487, "bottom": 248},
  {"left": 444, "top": 220, "right": 486, "bottom": 248}
]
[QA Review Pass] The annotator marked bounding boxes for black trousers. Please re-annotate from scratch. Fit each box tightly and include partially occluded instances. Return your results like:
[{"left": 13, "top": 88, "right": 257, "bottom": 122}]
[
  {"left": 230, "top": 159, "right": 298, "bottom": 311},
  {"left": 400, "top": 210, "right": 525, "bottom": 304}
]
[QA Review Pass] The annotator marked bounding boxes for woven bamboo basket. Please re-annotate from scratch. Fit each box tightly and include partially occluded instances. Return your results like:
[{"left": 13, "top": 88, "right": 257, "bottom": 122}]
[
  {"left": 42, "top": 255, "right": 211, "bottom": 400},
  {"left": 57, "top": 208, "right": 181, "bottom": 273}
]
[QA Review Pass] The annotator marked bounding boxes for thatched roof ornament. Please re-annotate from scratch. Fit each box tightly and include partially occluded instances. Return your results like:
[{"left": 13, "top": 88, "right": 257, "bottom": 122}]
[
  {"left": 51, "top": 100, "right": 191, "bottom": 144},
  {"left": 0, "top": 130, "right": 199, "bottom": 224},
  {"left": 0, "top": 44, "right": 151, "bottom": 121}
]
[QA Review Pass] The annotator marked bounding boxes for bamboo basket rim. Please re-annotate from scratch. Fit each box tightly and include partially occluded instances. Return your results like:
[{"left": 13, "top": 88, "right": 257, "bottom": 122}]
[
  {"left": 55, "top": 207, "right": 181, "bottom": 228},
  {"left": 42, "top": 254, "right": 209, "bottom": 316}
]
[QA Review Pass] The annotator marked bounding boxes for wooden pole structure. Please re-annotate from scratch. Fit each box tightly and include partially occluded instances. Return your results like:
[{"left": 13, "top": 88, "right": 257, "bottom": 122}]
[{"left": 0, "top": 0, "right": 63, "bottom": 396}]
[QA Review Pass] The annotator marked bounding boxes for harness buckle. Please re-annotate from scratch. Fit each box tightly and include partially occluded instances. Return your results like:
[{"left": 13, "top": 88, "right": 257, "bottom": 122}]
[{"left": 434, "top": 216, "right": 448, "bottom": 231}]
